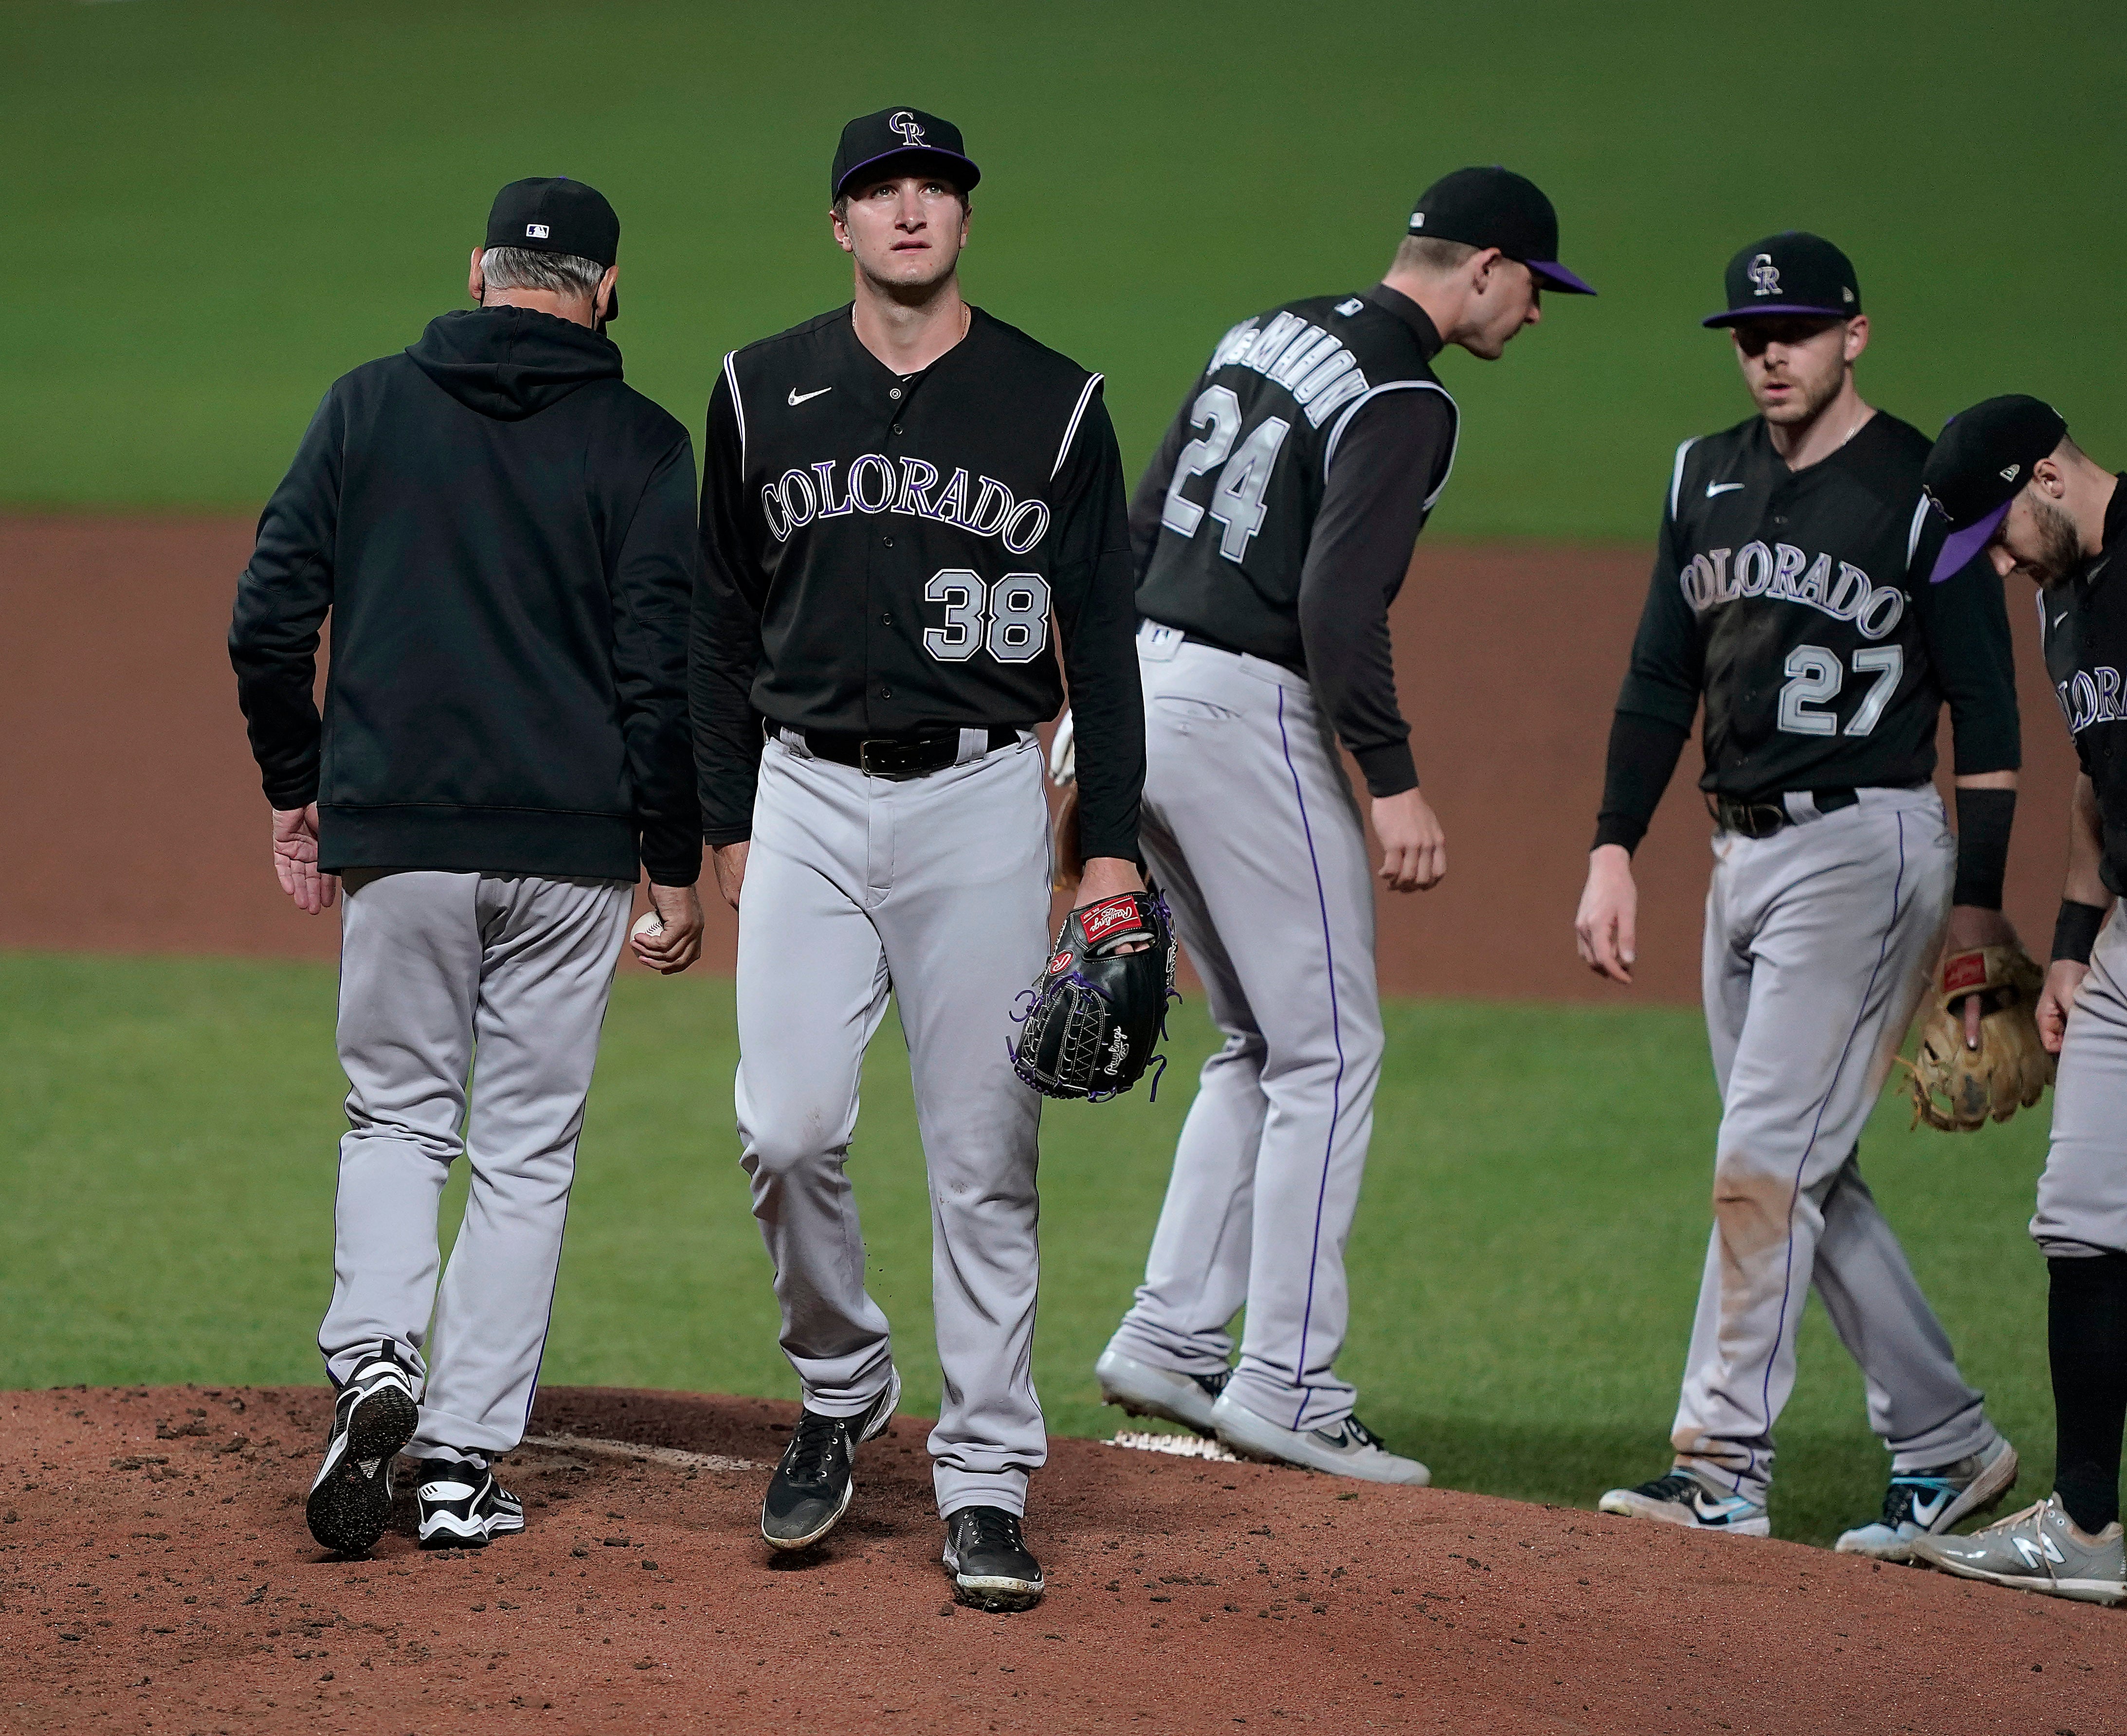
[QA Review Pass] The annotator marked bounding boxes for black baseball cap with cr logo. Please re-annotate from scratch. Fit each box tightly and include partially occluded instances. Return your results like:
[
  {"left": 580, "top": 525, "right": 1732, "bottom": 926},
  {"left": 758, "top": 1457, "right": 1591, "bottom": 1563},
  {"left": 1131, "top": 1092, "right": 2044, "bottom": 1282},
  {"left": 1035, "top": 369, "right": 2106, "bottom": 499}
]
[
  {"left": 832, "top": 108, "right": 982, "bottom": 201},
  {"left": 1704, "top": 232, "right": 1859, "bottom": 327},
  {"left": 484, "top": 178, "right": 621, "bottom": 321},
  {"left": 1406, "top": 166, "right": 1595, "bottom": 295}
]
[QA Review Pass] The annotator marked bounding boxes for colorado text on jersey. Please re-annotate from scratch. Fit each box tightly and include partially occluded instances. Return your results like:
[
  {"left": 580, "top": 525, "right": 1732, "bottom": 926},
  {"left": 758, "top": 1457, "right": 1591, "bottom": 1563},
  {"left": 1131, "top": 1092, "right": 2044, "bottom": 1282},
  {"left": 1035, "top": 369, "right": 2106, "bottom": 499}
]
[
  {"left": 1677, "top": 541, "right": 1908, "bottom": 640},
  {"left": 2056, "top": 666, "right": 2127, "bottom": 734},
  {"left": 759, "top": 455, "right": 1050, "bottom": 555}
]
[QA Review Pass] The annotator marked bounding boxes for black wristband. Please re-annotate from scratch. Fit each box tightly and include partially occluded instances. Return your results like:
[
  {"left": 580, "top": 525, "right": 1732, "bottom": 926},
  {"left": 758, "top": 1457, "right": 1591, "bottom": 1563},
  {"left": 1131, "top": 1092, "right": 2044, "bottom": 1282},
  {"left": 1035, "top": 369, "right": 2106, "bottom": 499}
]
[
  {"left": 2054, "top": 899, "right": 2109, "bottom": 966},
  {"left": 1951, "top": 786, "right": 2017, "bottom": 910}
]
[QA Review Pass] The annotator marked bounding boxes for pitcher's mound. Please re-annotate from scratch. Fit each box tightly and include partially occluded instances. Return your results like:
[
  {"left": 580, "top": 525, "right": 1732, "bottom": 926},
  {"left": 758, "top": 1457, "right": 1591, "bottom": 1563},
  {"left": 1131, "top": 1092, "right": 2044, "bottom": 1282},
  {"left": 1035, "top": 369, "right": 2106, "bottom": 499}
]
[{"left": 5, "top": 1385, "right": 2111, "bottom": 1732}]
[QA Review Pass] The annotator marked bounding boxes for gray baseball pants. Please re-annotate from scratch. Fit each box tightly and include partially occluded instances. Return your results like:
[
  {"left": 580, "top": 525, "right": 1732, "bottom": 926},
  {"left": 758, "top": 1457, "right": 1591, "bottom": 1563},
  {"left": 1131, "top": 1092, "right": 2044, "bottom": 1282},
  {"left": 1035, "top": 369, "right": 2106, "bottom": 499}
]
[
  {"left": 2033, "top": 906, "right": 2127, "bottom": 1259},
  {"left": 734, "top": 732, "right": 1051, "bottom": 1519},
  {"left": 319, "top": 868, "right": 633, "bottom": 1462},
  {"left": 1107, "top": 624, "right": 1383, "bottom": 1431},
  {"left": 1672, "top": 786, "right": 2000, "bottom": 1504}
]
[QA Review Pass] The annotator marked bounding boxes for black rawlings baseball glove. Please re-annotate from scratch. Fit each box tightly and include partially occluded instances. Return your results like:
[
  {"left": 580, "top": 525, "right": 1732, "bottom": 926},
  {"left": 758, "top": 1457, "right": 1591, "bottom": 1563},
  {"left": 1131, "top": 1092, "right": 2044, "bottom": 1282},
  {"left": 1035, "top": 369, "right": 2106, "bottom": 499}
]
[{"left": 1011, "top": 890, "right": 1176, "bottom": 1100}]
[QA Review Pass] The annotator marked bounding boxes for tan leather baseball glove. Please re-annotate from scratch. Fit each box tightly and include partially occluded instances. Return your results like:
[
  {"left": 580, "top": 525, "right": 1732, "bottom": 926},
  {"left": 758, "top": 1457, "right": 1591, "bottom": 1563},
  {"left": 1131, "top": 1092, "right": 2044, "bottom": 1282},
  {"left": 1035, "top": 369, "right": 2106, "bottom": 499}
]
[{"left": 1901, "top": 944, "right": 2055, "bottom": 1131}]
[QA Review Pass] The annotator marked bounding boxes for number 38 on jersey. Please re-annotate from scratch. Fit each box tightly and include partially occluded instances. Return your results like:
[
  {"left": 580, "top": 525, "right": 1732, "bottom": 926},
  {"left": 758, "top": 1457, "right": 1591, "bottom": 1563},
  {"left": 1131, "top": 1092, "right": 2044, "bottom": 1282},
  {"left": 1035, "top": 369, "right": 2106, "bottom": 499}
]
[{"left": 921, "top": 569, "right": 1052, "bottom": 665}]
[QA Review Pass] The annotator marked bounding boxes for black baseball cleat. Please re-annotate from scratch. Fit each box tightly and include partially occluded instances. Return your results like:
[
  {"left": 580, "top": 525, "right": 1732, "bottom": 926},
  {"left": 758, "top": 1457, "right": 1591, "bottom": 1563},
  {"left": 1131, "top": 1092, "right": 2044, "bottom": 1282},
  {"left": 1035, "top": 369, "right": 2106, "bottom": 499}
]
[
  {"left": 305, "top": 1343, "right": 419, "bottom": 1555},
  {"left": 415, "top": 1463, "right": 526, "bottom": 1549},
  {"left": 760, "top": 1370, "right": 901, "bottom": 1551},
  {"left": 943, "top": 1505, "right": 1045, "bottom": 1612}
]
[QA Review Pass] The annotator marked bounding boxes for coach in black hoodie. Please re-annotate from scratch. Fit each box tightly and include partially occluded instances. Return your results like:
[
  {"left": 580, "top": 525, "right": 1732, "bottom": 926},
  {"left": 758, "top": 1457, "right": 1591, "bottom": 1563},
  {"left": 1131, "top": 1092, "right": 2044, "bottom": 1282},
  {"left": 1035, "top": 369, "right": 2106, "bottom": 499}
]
[{"left": 230, "top": 179, "right": 702, "bottom": 1557}]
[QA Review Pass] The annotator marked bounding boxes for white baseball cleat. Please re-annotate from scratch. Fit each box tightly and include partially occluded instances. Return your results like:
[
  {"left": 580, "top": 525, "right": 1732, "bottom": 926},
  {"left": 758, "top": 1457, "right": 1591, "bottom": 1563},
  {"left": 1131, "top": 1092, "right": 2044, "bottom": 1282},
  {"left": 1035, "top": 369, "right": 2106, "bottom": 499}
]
[
  {"left": 1910, "top": 1494, "right": 2127, "bottom": 1605},
  {"left": 416, "top": 1465, "right": 527, "bottom": 1549},
  {"left": 1094, "top": 1348, "right": 1230, "bottom": 1436},
  {"left": 1209, "top": 1390, "right": 1429, "bottom": 1484},
  {"left": 1598, "top": 1469, "right": 1770, "bottom": 1537},
  {"left": 1835, "top": 1435, "right": 2018, "bottom": 1561}
]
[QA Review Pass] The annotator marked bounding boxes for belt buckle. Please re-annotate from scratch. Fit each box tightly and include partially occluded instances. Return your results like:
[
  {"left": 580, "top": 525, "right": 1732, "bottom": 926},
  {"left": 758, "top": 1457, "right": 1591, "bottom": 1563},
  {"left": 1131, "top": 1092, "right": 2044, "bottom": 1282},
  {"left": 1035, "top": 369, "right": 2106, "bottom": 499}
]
[{"left": 858, "top": 738, "right": 894, "bottom": 778}]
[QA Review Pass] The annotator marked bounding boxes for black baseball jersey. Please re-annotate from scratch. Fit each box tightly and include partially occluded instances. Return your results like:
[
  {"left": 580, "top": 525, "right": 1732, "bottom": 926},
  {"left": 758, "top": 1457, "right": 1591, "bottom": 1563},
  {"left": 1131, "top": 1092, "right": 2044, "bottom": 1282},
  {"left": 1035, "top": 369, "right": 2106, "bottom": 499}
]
[
  {"left": 2038, "top": 475, "right": 2127, "bottom": 896},
  {"left": 691, "top": 304, "right": 1144, "bottom": 861},
  {"left": 1132, "top": 285, "right": 1456, "bottom": 796},
  {"left": 1610, "top": 412, "right": 2019, "bottom": 810}
]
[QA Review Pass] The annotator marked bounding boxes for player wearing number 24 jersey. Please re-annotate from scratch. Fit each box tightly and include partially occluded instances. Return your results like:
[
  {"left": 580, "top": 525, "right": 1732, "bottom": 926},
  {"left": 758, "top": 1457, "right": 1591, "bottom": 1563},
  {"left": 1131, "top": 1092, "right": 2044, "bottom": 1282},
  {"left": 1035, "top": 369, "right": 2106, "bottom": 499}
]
[{"left": 1097, "top": 169, "right": 1594, "bottom": 1480}]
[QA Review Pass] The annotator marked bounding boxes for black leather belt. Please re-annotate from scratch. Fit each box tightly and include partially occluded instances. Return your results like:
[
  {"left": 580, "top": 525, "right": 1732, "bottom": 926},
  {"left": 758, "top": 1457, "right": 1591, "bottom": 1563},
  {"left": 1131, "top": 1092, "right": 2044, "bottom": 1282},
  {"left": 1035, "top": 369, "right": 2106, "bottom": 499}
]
[
  {"left": 1709, "top": 787, "right": 1859, "bottom": 839},
  {"left": 776, "top": 723, "right": 1018, "bottom": 778},
  {"left": 1173, "top": 627, "right": 1307, "bottom": 680}
]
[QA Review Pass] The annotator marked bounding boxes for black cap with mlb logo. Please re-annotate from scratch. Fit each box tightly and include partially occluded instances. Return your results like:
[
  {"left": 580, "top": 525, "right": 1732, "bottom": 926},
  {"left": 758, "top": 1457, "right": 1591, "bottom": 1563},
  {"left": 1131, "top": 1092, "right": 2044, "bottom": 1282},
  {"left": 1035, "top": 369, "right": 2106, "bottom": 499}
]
[
  {"left": 1920, "top": 394, "right": 2071, "bottom": 582},
  {"left": 1704, "top": 232, "right": 1859, "bottom": 327},
  {"left": 1406, "top": 166, "right": 1595, "bottom": 294},
  {"left": 832, "top": 108, "right": 982, "bottom": 201},
  {"left": 484, "top": 178, "right": 621, "bottom": 321}
]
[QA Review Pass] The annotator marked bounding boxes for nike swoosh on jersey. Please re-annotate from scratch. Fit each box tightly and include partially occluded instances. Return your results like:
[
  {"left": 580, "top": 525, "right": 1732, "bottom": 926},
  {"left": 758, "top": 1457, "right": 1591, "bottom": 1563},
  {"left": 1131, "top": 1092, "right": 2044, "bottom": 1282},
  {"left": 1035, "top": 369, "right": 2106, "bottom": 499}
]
[
  {"left": 787, "top": 386, "right": 833, "bottom": 406},
  {"left": 2055, "top": 612, "right": 2070, "bottom": 628},
  {"left": 1706, "top": 482, "right": 1745, "bottom": 497}
]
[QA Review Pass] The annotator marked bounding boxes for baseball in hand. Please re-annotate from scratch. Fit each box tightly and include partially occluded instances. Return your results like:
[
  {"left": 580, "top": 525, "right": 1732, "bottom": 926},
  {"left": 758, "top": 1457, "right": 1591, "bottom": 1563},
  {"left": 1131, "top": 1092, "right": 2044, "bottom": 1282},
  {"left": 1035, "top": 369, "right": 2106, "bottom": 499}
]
[{"left": 631, "top": 912, "right": 664, "bottom": 940}]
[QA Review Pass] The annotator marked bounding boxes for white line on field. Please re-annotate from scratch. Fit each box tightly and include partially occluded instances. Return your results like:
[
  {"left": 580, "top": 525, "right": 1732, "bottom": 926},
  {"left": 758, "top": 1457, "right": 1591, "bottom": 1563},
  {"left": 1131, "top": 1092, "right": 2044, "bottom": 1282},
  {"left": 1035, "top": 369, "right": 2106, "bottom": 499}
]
[{"left": 521, "top": 1433, "right": 761, "bottom": 1473}]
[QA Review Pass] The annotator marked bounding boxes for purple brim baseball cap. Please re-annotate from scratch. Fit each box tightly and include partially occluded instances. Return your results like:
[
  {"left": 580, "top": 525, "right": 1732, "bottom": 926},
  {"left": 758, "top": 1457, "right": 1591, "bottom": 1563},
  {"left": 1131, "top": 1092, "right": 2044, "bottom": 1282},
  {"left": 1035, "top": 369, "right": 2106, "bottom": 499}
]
[
  {"left": 1928, "top": 500, "right": 2010, "bottom": 584},
  {"left": 834, "top": 145, "right": 981, "bottom": 199},
  {"left": 1528, "top": 260, "right": 1597, "bottom": 295},
  {"left": 1703, "top": 303, "right": 1849, "bottom": 327}
]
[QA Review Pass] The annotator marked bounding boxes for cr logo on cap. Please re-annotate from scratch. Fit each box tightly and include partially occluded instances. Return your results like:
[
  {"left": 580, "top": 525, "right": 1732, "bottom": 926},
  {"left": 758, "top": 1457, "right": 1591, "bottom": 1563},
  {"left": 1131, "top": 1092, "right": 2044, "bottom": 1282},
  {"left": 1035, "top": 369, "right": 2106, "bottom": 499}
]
[
  {"left": 525, "top": 223, "right": 550, "bottom": 239},
  {"left": 1748, "top": 253, "right": 1781, "bottom": 296},
  {"left": 888, "top": 110, "right": 926, "bottom": 147}
]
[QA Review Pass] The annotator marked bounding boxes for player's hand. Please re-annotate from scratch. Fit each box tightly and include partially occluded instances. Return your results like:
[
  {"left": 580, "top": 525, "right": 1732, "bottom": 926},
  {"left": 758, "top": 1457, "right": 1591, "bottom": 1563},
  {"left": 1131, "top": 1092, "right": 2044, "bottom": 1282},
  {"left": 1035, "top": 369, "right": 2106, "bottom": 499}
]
[
  {"left": 633, "top": 882, "right": 704, "bottom": 975},
  {"left": 1943, "top": 905, "right": 2019, "bottom": 1048},
  {"left": 1077, "top": 856, "right": 1151, "bottom": 952},
  {"left": 270, "top": 804, "right": 339, "bottom": 915},
  {"left": 2037, "top": 959, "right": 2090, "bottom": 1055},
  {"left": 1371, "top": 788, "right": 1445, "bottom": 893},
  {"left": 1575, "top": 844, "right": 1637, "bottom": 985},
  {"left": 712, "top": 841, "right": 750, "bottom": 911}
]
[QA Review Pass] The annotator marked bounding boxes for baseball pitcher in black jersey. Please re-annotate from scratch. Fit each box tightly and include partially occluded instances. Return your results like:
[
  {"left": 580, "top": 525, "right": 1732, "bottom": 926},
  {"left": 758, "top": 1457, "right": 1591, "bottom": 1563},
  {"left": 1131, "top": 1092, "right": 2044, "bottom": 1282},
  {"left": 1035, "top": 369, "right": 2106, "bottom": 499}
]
[
  {"left": 1909, "top": 398, "right": 2127, "bottom": 1601},
  {"left": 1581, "top": 234, "right": 2023, "bottom": 1552},
  {"left": 1090, "top": 169, "right": 1594, "bottom": 1480},
  {"left": 690, "top": 108, "right": 1144, "bottom": 1609}
]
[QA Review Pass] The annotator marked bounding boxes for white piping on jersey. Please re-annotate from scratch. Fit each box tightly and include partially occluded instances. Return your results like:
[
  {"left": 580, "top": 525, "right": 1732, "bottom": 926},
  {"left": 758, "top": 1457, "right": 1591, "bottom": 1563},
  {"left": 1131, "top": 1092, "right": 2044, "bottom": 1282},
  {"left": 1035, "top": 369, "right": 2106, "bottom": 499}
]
[
  {"left": 1322, "top": 380, "right": 1460, "bottom": 510},
  {"left": 722, "top": 351, "right": 746, "bottom": 471},
  {"left": 1905, "top": 495, "right": 1931, "bottom": 571},
  {"left": 1669, "top": 436, "right": 1701, "bottom": 521},
  {"left": 1052, "top": 373, "right": 1104, "bottom": 480}
]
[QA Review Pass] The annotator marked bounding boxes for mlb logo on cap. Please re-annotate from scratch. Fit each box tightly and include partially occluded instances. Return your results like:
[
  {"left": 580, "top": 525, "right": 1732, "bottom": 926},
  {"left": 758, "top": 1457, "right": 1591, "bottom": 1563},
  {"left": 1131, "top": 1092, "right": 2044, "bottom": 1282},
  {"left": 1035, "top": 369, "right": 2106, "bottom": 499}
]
[{"left": 525, "top": 223, "right": 550, "bottom": 239}]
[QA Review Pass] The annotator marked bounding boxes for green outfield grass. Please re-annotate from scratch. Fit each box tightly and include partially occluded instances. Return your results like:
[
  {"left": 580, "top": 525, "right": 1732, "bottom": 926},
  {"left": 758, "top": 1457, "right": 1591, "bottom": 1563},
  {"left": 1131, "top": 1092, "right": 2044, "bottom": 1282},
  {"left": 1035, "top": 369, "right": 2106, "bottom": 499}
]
[
  {"left": 0, "top": 950, "right": 2057, "bottom": 1549},
  {"left": 8, "top": 0, "right": 2123, "bottom": 531}
]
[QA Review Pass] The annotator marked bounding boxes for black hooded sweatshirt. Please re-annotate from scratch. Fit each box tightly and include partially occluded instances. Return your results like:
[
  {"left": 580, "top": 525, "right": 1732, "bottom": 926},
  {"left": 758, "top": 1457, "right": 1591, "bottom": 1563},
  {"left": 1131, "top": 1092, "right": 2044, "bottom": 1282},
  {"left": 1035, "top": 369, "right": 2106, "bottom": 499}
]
[{"left": 230, "top": 307, "right": 700, "bottom": 886}]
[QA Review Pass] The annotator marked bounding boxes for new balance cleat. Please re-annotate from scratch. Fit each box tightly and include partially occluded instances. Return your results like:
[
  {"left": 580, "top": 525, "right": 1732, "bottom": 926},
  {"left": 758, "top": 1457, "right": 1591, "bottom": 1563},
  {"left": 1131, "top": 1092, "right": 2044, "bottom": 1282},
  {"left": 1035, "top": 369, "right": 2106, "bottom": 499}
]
[
  {"left": 1910, "top": 1494, "right": 2126, "bottom": 1604},
  {"left": 1836, "top": 1435, "right": 2018, "bottom": 1561},
  {"left": 305, "top": 1344, "right": 419, "bottom": 1555},
  {"left": 1598, "top": 1469, "right": 1769, "bottom": 1537},
  {"left": 1094, "top": 1347, "right": 1231, "bottom": 1436},
  {"left": 415, "top": 1464, "right": 526, "bottom": 1549},
  {"left": 943, "top": 1505, "right": 1045, "bottom": 1612},
  {"left": 1210, "top": 1390, "right": 1429, "bottom": 1484},
  {"left": 760, "top": 1369, "right": 901, "bottom": 1551}
]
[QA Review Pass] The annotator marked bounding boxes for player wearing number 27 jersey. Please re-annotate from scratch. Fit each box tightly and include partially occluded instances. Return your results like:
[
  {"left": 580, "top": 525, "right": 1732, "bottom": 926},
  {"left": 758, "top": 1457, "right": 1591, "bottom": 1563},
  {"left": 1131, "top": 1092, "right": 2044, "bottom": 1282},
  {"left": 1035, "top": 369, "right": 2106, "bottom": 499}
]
[{"left": 1585, "top": 233, "right": 2023, "bottom": 1556}]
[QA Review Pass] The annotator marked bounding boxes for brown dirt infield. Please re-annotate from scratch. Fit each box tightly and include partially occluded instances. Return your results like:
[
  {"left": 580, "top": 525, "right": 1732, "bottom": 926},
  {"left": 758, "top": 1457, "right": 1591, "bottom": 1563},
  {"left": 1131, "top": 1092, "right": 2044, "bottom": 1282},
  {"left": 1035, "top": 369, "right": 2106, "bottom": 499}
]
[
  {"left": 0, "top": 514, "right": 2084, "bottom": 1002},
  {"left": 6, "top": 1385, "right": 2120, "bottom": 1734}
]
